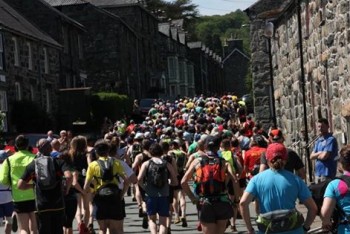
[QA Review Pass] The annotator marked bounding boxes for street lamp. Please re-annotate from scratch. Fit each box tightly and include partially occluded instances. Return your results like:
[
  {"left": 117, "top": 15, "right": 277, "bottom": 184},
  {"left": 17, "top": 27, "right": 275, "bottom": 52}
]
[{"left": 264, "top": 22, "right": 277, "bottom": 127}]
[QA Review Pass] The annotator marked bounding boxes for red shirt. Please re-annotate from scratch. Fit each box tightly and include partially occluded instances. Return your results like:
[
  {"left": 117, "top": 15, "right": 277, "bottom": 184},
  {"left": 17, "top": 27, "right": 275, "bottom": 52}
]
[
  {"left": 175, "top": 119, "right": 185, "bottom": 128},
  {"left": 244, "top": 146, "right": 266, "bottom": 174}
]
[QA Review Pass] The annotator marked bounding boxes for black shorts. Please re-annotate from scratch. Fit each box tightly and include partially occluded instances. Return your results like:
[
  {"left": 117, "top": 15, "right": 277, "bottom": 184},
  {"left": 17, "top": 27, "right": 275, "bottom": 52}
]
[
  {"left": 94, "top": 195, "right": 123, "bottom": 220},
  {"left": 173, "top": 173, "right": 184, "bottom": 190},
  {"left": 239, "top": 178, "right": 247, "bottom": 188},
  {"left": 200, "top": 201, "right": 233, "bottom": 223},
  {"left": 64, "top": 198, "right": 77, "bottom": 228},
  {"left": 14, "top": 200, "right": 36, "bottom": 214},
  {"left": 168, "top": 186, "right": 175, "bottom": 204}
]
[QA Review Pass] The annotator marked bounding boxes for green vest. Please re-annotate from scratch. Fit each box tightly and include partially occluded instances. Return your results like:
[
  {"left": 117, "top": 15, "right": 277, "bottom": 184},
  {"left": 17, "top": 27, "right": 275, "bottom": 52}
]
[{"left": 0, "top": 150, "right": 36, "bottom": 202}]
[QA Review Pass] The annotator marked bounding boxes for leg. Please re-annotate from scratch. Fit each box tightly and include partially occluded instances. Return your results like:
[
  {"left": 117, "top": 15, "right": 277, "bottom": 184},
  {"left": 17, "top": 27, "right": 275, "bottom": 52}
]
[
  {"left": 75, "top": 194, "right": 83, "bottom": 224},
  {"left": 201, "top": 222, "right": 217, "bottom": 234},
  {"left": 17, "top": 212, "right": 31, "bottom": 234},
  {"left": 107, "top": 219, "right": 123, "bottom": 234},
  {"left": 82, "top": 192, "right": 91, "bottom": 225},
  {"left": 179, "top": 190, "right": 187, "bottom": 227},
  {"left": 158, "top": 216, "right": 168, "bottom": 234},
  {"left": 216, "top": 220, "right": 228, "bottom": 234},
  {"left": 97, "top": 220, "right": 107, "bottom": 234},
  {"left": 172, "top": 190, "right": 180, "bottom": 223},
  {"left": 148, "top": 215, "right": 157, "bottom": 234}
]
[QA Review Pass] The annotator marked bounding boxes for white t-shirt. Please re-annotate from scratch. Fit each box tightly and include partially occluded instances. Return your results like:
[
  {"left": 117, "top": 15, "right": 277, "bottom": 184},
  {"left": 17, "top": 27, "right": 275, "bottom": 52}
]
[
  {"left": 0, "top": 164, "right": 12, "bottom": 204},
  {"left": 117, "top": 159, "right": 134, "bottom": 190}
]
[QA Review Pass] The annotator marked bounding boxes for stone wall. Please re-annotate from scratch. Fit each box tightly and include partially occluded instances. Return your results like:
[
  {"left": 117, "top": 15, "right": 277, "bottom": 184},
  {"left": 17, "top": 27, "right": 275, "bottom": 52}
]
[{"left": 251, "top": 0, "right": 350, "bottom": 146}]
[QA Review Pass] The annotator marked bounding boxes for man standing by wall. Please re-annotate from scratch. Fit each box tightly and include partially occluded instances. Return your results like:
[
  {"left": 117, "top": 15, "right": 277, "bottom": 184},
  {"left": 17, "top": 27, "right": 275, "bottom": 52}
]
[{"left": 310, "top": 118, "right": 338, "bottom": 182}]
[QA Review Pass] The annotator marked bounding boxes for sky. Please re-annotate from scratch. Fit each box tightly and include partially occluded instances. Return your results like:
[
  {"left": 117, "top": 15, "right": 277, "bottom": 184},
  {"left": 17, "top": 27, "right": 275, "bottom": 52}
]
[{"left": 165, "top": 0, "right": 256, "bottom": 16}]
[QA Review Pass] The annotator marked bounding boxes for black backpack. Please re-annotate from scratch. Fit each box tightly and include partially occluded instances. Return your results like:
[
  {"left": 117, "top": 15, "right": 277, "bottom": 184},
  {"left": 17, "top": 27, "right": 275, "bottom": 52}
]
[
  {"left": 147, "top": 159, "right": 168, "bottom": 188},
  {"left": 95, "top": 158, "right": 120, "bottom": 198},
  {"left": 131, "top": 143, "right": 142, "bottom": 161},
  {"left": 309, "top": 176, "right": 350, "bottom": 233},
  {"left": 35, "top": 155, "right": 58, "bottom": 190}
]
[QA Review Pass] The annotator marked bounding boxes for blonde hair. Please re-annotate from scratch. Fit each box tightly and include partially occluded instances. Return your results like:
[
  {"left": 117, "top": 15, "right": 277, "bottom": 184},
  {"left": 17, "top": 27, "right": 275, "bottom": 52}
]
[{"left": 69, "top": 135, "right": 87, "bottom": 158}]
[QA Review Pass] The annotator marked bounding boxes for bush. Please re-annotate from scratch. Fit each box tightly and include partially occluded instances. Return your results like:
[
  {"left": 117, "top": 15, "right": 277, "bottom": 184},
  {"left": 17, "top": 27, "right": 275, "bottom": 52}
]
[
  {"left": 11, "top": 100, "right": 53, "bottom": 133},
  {"left": 90, "top": 92, "right": 132, "bottom": 128}
]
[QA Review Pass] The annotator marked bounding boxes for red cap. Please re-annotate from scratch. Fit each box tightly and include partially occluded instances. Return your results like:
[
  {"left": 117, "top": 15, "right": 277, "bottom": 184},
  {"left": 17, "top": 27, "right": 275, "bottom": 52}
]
[
  {"left": 270, "top": 129, "right": 284, "bottom": 141},
  {"left": 266, "top": 143, "right": 288, "bottom": 161}
]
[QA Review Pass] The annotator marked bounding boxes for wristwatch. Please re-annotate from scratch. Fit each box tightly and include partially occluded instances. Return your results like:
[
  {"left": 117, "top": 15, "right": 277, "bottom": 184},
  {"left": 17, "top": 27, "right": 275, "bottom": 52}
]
[{"left": 303, "top": 225, "right": 310, "bottom": 232}]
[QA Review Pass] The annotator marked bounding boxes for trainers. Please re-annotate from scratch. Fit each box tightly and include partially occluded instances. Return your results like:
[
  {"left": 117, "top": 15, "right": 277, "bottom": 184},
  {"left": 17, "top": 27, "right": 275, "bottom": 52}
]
[
  {"left": 142, "top": 216, "right": 148, "bottom": 229},
  {"left": 132, "top": 197, "right": 137, "bottom": 202},
  {"left": 181, "top": 217, "right": 188, "bottom": 227},
  {"left": 138, "top": 207, "right": 144, "bottom": 217},
  {"left": 167, "top": 227, "right": 171, "bottom": 234},
  {"left": 11, "top": 214, "right": 18, "bottom": 232},
  {"left": 231, "top": 225, "right": 237, "bottom": 232},
  {"left": 174, "top": 217, "right": 181, "bottom": 224},
  {"left": 197, "top": 222, "right": 202, "bottom": 231}
]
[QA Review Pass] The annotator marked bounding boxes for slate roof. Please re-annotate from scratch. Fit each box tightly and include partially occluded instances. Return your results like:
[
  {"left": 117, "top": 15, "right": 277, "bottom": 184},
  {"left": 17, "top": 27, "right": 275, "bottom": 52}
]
[
  {"left": 85, "top": 0, "right": 139, "bottom": 7},
  {"left": 222, "top": 48, "right": 250, "bottom": 63},
  {"left": 0, "top": 0, "right": 60, "bottom": 47},
  {"left": 45, "top": 0, "right": 86, "bottom": 6},
  {"left": 245, "top": 0, "right": 293, "bottom": 20},
  {"left": 187, "top": 41, "right": 202, "bottom": 49},
  {"left": 158, "top": 23, "right": 170, "bottom": 36}
]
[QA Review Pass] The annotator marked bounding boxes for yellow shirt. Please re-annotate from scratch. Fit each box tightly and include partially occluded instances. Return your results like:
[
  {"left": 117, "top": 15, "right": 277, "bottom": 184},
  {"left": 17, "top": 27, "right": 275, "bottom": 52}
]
[{"left": 86, "top": 157, "right": 125, "bottom": 191}]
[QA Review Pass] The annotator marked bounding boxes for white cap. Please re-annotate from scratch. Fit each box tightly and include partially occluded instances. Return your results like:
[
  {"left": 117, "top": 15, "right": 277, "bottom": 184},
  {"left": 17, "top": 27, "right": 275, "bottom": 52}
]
[{"left": 134, "top": 132, "right": 144, "bottom": 140}]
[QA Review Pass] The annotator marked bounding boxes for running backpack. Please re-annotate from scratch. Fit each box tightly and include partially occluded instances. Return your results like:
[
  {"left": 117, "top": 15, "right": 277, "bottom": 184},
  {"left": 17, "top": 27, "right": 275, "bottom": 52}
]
[
  {"left": 147, "top": 159, "right": 168, "bottom": 188},
  {"left": 95, "top": 158, "right": 120, "bottom": 197},
  {"left": 131, "top": 143, "right": 142, "bottom": 161},
  {"left": 35, "top": 155, "right": 58, "bottom": 190},
  {"left": 171, "top": 150, "right": 186, "bottom": 174},
  {"left": 195, "top": 156, "right": 226, "bottom": 197}
]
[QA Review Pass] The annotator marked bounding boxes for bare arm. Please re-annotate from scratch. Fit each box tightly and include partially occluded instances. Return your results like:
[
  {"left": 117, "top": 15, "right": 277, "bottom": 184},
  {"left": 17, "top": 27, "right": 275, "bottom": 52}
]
[
  {"left": 17, "top": 179, "right": 34, "bottom": 190},
  {"left": 137, "top": 161, "right": 149, "bottom": 188},
  {"left": 181, "top": 159, "right": 198, "bottom": 204},
  {"left": 64, "top": 170, "right": 73, "bottom": 195},
  {"left": 72, "top": 171, "right": 85, "bottom": 194},
  {"left": 167, "top": 163, "right": 178, "bottom": 186},
  {"left": 303, "top": 196, "right": 318, "bottom": 230},
  {"left": 320, "top": 197, "right": 336, "bottom": 231},
  {"left": 239, "top": 191, "right": 255, "bottom": 234},
  {"left": 226, "top": 162, "right": 240, "bottom": 201}
]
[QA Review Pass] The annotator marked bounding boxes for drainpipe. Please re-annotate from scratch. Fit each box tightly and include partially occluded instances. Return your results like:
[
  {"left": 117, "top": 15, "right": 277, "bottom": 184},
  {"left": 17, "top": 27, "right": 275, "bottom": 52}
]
[
  {"left": 136, "top": 38, "right": 141, "bottom": 98},
  {"left": 297, "top": 0, "right": 312, "bottom": 182}
]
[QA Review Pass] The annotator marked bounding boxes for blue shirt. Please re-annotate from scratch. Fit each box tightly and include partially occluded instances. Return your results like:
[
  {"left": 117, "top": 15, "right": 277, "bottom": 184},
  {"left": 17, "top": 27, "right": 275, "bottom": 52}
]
[
  {"left": 314, "top": 133, "right": 338, "bottom": 178},
  {"left": 246, "top": 169, "right": 311, "bottom": 234},
  {"left": 324, "top": 173, "right": 350, "bottom": 234}
]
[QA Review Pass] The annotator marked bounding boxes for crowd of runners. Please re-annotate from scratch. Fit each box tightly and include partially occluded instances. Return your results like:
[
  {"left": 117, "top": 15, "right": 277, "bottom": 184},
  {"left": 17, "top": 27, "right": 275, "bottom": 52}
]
[{"left": 0, "top": 94, "right": 347, "bottom": 234}]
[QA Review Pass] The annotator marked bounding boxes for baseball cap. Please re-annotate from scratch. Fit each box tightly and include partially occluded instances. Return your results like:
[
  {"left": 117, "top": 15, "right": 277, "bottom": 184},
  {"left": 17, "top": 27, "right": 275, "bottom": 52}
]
[
  {"left": 134, "top": 132, "right": 144, "bottom": 140},
  {"left": 270, "top": 129, "right": 284, "bottom": 141},
  {"left": 266, "top": 143, "right": 288, "bottom": 161}
]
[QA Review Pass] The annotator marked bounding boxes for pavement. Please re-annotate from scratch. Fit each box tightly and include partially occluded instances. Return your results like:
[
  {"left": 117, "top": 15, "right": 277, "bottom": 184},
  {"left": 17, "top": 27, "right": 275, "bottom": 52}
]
[{"left": 1, "top": 194, "right": 323, "bottom": 234}]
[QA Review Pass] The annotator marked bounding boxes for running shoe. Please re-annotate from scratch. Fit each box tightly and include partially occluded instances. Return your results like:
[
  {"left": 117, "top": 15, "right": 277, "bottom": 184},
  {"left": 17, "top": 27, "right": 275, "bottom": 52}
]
[{"left": 181, "top": 217, "right": 188, "bottom": 227}]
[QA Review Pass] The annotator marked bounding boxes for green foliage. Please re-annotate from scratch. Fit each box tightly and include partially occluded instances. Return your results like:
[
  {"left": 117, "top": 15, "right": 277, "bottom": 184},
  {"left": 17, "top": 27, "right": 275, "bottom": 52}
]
[
  {"left": 90, "top": 92, "right": 133, "bottom": 126},
  {"left": 194, "top": 10, "right": 251, "bottom": 55},
  {"left": 11, "top": 100, "right": 53, "bottom": 133}
]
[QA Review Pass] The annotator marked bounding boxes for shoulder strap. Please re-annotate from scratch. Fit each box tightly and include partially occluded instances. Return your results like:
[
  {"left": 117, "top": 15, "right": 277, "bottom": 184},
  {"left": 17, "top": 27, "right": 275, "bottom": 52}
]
[
  {"left": 335, "top": 175, "right": 350, "bottom": 218},
  {"left": 6, "top": 158, "right": 11, "bottom": 190}
]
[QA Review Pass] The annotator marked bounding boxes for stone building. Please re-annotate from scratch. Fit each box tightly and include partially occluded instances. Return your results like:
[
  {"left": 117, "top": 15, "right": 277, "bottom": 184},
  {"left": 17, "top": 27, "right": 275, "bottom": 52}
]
[
  {"left": 0, "top": 0, "right": 60, "bottom": 132},
  {"left": 158, "top": 21, "right": 195, "bottom": 99},
  {"left": 86, "top": 0, "right": 162, "bottom": 98},
  {"left": 222, "top": 39, "right": 250, "bottom": 96},
  {"left": 5, "top": 0, "right": 86, "bottom": 89},
  {"left": 246, "top": 0, "right": 350, "bottom": 146},
  {"left": 44, "top": 0, "right": 140, "bottom": 97},
  {"left": 187, "top": 42, "right": 224, "bottom": 95}
]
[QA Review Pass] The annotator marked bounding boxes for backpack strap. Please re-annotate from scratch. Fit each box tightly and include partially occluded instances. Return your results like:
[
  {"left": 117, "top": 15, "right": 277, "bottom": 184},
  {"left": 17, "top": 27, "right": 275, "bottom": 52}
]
[
  {"left": 6, "top": 158, "right": 11, "bottom": 191},
  {"left": 95, "top": 158, "right": 118, "bottom": 182},
  {"left": 336, "top": 175, "right": 350, "bottom": 219}
]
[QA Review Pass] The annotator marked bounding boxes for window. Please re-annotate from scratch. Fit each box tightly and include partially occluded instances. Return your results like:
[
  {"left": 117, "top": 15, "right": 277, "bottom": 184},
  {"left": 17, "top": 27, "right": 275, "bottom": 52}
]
[
  {"left": 0, "top": 33, "right": 4, "bottom": 70},
  {"left": 77, "top": 35, "right": 83, "bottom": 59},
  {"left": 0, "top": 90, "right": 8, "bottom": 132},
  {"left": 15, "top": 82, "right": 21, "bottom": 100},
  {"left": 45, "top": 88, "right": 51, "bottom": 112},
  {"left": 43, "top": 47, "right": 49, "bottom": 74},
  {"left": 12, "top": 37, "right": 19, "bottom": 66},
  {"left": 65, "top": 74, "right": 71, "bottom": 88},
  {"left": 27, "top": 42, "right": 33, "bottom": 70},
  {"left": 30, "top": 85, "right": 35, "bottom": 101},
  {"left": 62, "top": 26, "right": 69, "bottom": 54},
  {"left": 187, "top": 64, "right": 194, "bottom": 85},
  {"left": 179, "top": 61, "right": 187, "bottom": 83},
  {"left": 167, "top": 56, "right": 179, "bottom": 82}
]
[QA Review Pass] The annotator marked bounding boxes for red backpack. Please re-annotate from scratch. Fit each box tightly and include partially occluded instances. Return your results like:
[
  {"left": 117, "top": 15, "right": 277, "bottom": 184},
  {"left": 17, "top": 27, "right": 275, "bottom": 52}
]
[{"left": 195, "top": 156, "right": 226, "bottom": 197}]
